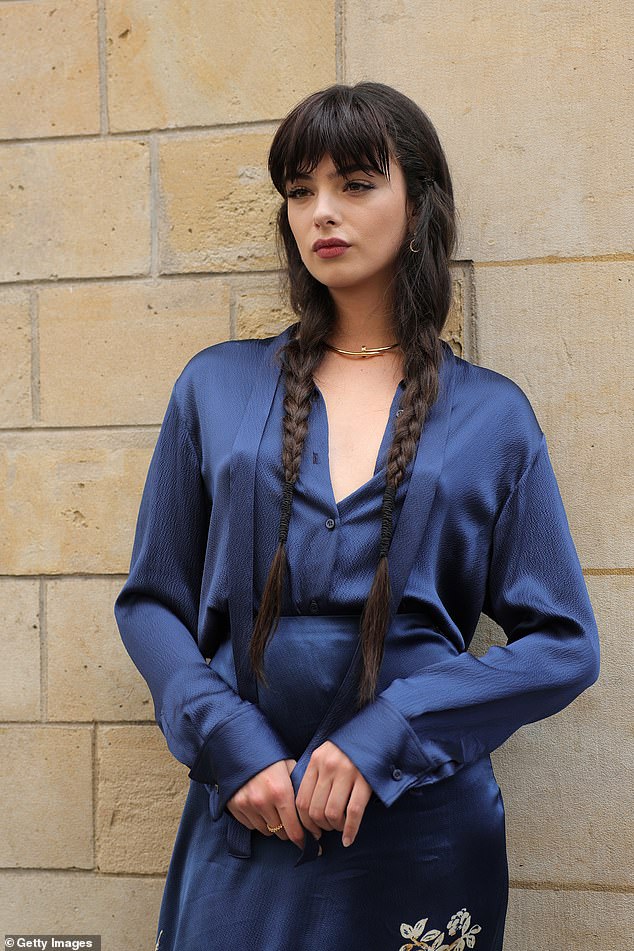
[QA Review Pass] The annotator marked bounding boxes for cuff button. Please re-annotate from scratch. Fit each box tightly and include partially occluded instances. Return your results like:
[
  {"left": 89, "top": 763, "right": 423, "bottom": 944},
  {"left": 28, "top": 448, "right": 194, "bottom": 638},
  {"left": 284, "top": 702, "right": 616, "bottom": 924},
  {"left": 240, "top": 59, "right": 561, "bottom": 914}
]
[{"left": 391, "top": 767, "right": 403, "bottom": 780}]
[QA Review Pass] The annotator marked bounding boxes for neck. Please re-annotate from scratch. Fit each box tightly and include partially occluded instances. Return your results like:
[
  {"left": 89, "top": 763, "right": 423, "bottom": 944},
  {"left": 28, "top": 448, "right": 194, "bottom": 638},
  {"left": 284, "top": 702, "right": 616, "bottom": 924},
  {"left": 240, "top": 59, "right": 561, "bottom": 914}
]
[{"left": 327, "top": 282, "right": 397, "bottom": 348}]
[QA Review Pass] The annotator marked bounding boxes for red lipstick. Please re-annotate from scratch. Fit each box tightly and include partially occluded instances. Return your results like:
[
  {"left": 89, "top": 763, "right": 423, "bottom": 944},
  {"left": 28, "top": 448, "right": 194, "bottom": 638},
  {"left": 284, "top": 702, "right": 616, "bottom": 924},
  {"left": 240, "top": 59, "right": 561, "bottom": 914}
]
[{"left": 312, "top": 237, "right": 350, "bottom": 258}]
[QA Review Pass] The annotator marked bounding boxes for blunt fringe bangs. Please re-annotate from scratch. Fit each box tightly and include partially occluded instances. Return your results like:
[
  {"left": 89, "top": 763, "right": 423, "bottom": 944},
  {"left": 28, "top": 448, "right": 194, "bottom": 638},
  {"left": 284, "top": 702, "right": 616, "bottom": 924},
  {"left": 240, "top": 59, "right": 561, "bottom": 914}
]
[{"left": 268, "top": 85, "right": 396, "bottom": 196}]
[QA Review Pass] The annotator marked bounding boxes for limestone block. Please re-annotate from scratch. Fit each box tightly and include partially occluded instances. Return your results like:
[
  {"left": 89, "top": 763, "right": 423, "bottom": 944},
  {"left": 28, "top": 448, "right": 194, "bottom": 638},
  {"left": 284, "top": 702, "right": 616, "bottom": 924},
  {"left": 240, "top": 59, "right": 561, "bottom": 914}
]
[
  {"left": 47, "top": 577, "right": 154, "bottom": 723},
  {"left": 1, "top": 870, "right": 165, "bottom": 949},
  {"left": 0, "top": 725, "right": 93, "bottom": 868},
  {"left": 344, "top": 0, "right": 633, "bottom": 259},
  {"left": 38, "top": 278, "right": 231, "bottom": 426},
  {"left": 0, "top": 578, "right": 40, "bottom": 720},
  {"left": 506, "top": 886, "right": 634, "bottom": 950},
  {"left": 0, "top": 139, "right": 150, "bottom": 282},
  {"left": 0, "top": 428, "right": 156, "bottom": 575},
  {"left": 106, "top": 0, "right": 336, "bottom": 131},
  {"left": 96, "top": 725, "right": 188, "bottom": 874},
  {"left": 235, "top": 276, "right": 296, "bottom": 340},
  {"left": 445, "top": 267, "right": 468, "bottom": 356},
  {"left": 0, "top": 0, "right": 100, "bottom": 140},
  {"left": 0, "top": 288, "right": 31, "bottom": 427},
  {"left": 475, "top": 260, "right": 633, "bottom": 565},
  {"left": 158, "top": 131, "right": 284, "bottom": 273}
]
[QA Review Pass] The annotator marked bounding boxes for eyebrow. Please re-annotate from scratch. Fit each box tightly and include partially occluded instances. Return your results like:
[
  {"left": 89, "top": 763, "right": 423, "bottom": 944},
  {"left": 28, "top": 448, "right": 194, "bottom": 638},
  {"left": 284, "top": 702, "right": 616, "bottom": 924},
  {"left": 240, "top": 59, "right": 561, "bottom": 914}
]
[{"left": 286, "top": 164, "right": 378, "bottom": 183}]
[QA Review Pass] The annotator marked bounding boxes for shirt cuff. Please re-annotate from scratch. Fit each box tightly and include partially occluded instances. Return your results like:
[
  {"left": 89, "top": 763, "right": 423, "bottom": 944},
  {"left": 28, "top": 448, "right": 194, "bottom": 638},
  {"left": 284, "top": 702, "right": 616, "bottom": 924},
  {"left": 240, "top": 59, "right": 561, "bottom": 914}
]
[
  {"left": 188, "top": 705, "right": 291, "bottom": 820},
  {"left": 327, "top": 695, "right": 432, "bottom": 807}
]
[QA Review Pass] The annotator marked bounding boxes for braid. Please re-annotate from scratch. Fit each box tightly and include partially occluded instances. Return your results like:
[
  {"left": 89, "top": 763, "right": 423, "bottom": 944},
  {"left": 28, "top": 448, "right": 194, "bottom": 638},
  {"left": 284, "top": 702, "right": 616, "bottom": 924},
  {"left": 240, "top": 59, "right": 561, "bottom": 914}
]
[
  {"left": 279, "top": 479, "right": 294, "bottom": 545},
  {"left": 249, "top": 327, "right": 323, "bottom": 686},
  {"left": 378, "top": 483, "right": 397, "bottom": 559},
  {"left": 355, "top": 341, "right": 441, "bottom": 709}
]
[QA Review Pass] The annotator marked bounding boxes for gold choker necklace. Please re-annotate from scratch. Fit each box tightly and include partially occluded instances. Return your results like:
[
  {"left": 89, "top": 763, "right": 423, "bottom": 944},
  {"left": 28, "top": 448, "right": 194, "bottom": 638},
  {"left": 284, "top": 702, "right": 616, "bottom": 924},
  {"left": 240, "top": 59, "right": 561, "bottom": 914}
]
[{"left": 324, "top": 341, "right": 401, "bottom": 357}]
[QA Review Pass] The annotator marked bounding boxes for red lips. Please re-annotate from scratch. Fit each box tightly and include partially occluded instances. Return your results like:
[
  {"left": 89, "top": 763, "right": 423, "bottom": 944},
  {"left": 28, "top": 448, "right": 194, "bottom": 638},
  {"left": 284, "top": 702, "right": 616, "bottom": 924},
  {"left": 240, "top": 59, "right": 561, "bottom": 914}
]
[{"left": 312, "top": 238, "right": 350, "bottom": 251}]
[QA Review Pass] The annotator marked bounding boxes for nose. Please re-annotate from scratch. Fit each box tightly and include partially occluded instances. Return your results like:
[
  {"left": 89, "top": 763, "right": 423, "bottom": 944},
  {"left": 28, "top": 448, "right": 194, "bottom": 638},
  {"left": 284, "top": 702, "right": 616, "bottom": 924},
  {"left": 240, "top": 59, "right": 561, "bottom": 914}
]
[{"left": 312, "top": 189, "right": 341, "bottom": 228}]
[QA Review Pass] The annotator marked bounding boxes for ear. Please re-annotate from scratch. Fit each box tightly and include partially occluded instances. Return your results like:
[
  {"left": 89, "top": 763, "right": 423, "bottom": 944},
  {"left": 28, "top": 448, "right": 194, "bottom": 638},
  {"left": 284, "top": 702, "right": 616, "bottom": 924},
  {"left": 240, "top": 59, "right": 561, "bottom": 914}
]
[
  {"left": 406, "top": 192, "right": 420, "bottom": 224},
  {"left": 406, "top": 200, "right": 419, "bottom": 235}
]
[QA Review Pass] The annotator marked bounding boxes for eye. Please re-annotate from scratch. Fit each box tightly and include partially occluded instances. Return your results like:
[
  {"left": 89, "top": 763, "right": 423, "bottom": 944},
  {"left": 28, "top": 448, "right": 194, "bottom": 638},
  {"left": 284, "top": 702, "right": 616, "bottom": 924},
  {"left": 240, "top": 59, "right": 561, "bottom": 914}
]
[
  {"left": 285, "top": 181, "right": 375, "bottom": 199},
  {"left": 345, "top": 181, "right": 374, "bottom": 193}
]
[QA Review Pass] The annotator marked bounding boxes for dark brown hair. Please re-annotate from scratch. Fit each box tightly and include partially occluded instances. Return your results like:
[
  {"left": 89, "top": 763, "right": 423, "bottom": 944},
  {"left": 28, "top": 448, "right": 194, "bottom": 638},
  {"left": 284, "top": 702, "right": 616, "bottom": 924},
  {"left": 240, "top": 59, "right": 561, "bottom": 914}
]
[{"left": 250, "top": 81, "right": 458, "bottom": 709}]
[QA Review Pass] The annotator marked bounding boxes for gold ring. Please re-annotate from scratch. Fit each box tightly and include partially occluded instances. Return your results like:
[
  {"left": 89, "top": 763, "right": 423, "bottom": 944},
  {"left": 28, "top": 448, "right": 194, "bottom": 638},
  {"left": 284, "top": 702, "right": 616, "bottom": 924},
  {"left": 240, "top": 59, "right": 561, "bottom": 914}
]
[{"left": 266, "top": 821, "right": 284, "bottom": 833}]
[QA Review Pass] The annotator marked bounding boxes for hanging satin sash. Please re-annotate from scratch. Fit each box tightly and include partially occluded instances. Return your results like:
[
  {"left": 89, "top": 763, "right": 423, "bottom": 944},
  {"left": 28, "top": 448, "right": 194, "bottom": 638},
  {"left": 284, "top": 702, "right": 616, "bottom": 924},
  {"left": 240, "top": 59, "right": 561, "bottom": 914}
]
[{"left": 217, "top": 326, "right": 456, "bottom": 865}]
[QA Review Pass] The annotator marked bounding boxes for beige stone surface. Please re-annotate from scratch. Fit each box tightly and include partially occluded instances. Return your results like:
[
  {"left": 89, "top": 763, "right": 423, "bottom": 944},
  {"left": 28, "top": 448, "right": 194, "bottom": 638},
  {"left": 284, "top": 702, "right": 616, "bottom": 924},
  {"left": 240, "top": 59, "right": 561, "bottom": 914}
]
[
  {"left": 0, "top": 428, "right": 156, "bottom": 575},
  {"left": 96, "top": 725, "right": 188, "bottom": 874},
  {"left": 0, "top": 725, "right": 93, "bottom": 868},
  {"left": 1, "top": 870, "right": 165, "bottom": 949},
  {"left": 0, "top": 579, "right": 40, "bottom": 720},
  {"left": 0, "top": 139, "right": 150, "bottom": 282},
  {"left": 444, "top": 267, "right": 469, "bottom": 357},
  {"left": 106, "top": 0, "right": 336, "bottom": 132},
  {"left": 506, "top": 886, "right": 634, "bottom": 950},
  {"left": 47, "top": 577, "right": 154, "bottom": 723},
  {"left": 0, "top": 287, "right": 31, "bottom": 427},
  {"left": 0, "top": 0, "right": 629, "bottom": 931},
  {"left": 235, "top": 276, "right": 296, "bottom": 341},
  {"left": 38, "top": 278, "right": 231, "bottom": 426},
  {"left": 344, "top": 0, "right": 633, "bottom": 260},
  {"left": 0, "top": 0, "right": 100, "bottom": 140},
  {"left": 480, "top": 575, "right": 631, "bottom": 888},
  {"left": 474, "top": 260, "right": 633, "bottom": 566},
  {"left": 159, "top": 131, "right": 283, "bottom": 273}
]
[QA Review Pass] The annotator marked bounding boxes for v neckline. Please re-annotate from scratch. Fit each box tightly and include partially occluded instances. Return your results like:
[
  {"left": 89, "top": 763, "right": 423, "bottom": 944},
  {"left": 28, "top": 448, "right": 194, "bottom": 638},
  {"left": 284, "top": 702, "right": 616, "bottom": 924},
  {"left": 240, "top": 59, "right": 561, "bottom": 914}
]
[
  {"left": 227, "top": 326, "right": 457, "bottom": 705},
  {"left": 312, "top": 378, "right": 406, "bottom": 514}
]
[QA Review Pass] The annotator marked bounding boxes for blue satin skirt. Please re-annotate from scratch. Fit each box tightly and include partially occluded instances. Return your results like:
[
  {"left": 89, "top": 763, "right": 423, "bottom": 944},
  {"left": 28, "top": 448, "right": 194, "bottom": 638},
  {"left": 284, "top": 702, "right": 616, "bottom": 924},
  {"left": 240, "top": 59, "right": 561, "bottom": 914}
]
[{"left": 155, "top": 615, "right": 509, "bottom": 950}]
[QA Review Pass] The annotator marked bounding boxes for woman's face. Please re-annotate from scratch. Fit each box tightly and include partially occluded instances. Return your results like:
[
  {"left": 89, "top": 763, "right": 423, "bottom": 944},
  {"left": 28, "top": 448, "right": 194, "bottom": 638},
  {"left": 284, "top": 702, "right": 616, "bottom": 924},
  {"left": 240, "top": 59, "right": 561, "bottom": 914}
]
[{"left": 285, "top": 152, "right": 413, "bottom": 297}]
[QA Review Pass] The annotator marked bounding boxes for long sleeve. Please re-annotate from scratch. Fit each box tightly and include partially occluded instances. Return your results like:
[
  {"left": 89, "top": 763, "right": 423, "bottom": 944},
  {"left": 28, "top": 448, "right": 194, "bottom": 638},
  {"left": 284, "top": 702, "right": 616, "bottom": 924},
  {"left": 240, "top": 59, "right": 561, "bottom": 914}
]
[
  {"left": 327, "top": 431, "right": 601, "bottom": 808},
  {"left": 113, "top": 378, "right": 292, "bottom": 818}
]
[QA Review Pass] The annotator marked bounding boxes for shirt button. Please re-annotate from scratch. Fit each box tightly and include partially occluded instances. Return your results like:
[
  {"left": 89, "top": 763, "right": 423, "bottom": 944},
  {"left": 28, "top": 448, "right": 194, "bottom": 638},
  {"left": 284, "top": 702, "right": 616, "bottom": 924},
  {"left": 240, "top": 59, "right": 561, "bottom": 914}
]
[
  {"left": 309, "top": 599, "right": 319, "bottom": 614},
  {"left": 325, "top": 517, "right": 336, "bottom": 529},
  {"left": 391, "top": 767, "right": 403, "bottom": 780}
]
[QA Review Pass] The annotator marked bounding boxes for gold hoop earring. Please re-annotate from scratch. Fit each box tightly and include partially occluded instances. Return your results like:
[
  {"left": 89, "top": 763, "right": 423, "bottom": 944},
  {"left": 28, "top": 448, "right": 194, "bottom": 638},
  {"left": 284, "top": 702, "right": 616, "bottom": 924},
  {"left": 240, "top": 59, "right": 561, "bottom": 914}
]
[{"left": 409, "top": 238, "right": 420, "bottom": 253}]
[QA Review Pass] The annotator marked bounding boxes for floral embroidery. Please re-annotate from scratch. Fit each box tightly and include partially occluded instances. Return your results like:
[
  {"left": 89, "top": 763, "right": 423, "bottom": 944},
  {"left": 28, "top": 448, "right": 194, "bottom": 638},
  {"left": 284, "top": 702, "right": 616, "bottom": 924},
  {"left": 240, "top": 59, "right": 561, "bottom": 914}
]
[{"left": 399, "top": 907, "right": 482, "bottom": 950}]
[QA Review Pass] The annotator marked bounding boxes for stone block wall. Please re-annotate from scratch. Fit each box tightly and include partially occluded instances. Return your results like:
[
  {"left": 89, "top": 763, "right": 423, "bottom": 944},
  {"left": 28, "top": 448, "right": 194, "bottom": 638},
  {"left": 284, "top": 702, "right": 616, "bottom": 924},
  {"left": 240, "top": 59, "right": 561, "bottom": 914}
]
[{"left": 1, "top": 1, "right": 631, "bottom": 947}]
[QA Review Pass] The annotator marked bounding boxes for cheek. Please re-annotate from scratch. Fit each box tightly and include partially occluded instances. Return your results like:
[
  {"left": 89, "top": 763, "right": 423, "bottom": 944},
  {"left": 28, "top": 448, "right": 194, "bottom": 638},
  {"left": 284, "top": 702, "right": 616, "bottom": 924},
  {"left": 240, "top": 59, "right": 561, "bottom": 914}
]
[
  {"left": 287, "top": 212, "right": 309, "bottom": 251},
  {"left": 380, "top": 210, "right": 409, "bottom": 251}
]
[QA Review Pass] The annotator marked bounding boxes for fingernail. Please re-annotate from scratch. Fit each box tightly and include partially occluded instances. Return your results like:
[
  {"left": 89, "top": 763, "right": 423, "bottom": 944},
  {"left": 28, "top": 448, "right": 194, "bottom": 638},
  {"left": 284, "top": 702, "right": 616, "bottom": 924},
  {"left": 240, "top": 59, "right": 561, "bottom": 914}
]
[{"left": 342, "top": 835, "right": 351, "bottom": 847}]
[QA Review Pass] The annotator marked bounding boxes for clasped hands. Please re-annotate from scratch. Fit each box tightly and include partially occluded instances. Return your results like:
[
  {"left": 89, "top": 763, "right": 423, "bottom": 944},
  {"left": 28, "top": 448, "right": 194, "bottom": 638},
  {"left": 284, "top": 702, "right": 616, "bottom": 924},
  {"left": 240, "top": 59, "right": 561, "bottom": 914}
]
[{"left": 226, "top": 740, "right": 372, "bottom": 851}]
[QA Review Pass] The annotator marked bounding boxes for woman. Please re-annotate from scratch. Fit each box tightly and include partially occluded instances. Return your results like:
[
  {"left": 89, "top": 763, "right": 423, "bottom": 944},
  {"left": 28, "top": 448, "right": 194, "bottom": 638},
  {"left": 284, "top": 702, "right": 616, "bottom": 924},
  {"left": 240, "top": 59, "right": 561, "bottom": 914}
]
[{"left": 114, "top": 82, "right": 600, "bottom": 950}]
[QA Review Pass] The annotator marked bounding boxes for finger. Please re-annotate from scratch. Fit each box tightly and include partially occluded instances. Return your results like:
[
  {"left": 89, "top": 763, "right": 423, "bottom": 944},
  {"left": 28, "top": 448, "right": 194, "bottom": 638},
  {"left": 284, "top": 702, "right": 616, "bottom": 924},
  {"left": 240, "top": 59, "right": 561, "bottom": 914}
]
[
  {"left": 260, "top": 811, "right": 289, "bottom": 840},
  {"left": 307, "top": 778, "right": 339, "bottom": 833},
  {"left": 340, "top": 782, "right": 371, "bottom": 847},
  {"left": 295, "top": 770, "right": 330, "bottom": 837},
  {"left": 227, "top": 804, "right": 256, "bottom": 830},
  {"left": 321, "top": 779, "right": 352, "bottom": 834},
  {"left": 276, "top": 797, "right": 309, "bottom": 851}
]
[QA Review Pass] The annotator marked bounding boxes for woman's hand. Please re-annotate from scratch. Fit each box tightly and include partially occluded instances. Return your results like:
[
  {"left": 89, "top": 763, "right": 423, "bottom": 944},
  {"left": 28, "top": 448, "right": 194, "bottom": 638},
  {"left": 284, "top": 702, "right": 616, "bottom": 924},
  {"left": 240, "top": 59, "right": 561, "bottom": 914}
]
[
  {"left": 226, "top": 758, "right": 307, "bottom": 851},
  {"left": 295, "top": 740, "right": 373, "bottom": 848}
]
